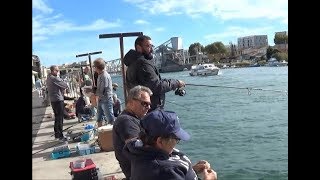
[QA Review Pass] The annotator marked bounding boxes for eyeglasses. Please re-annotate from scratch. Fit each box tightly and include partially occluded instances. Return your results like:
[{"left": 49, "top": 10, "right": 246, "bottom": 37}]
[
  {"left": 142, "top": 44, "right": 154, "bottom": 49},
  {"left": 170, "top": 136, "right": 180, "bottom": 144},
  {"left": 133, "top": 98, "right": 151, "bottom": 108}
]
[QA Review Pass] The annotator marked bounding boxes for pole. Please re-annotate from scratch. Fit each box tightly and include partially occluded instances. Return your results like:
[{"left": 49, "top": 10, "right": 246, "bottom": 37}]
[
  {"left": 99, "top": 32, "right": 143, "bottom": 104},
  {"left": 88, "top": 55, "right": 95, "bottom": 86},
  {"left": 76, "top": 51, "right": 102, "bottom": 86},
  {"left": 119, "top": 36, "right": 127, "bottom": 102}
]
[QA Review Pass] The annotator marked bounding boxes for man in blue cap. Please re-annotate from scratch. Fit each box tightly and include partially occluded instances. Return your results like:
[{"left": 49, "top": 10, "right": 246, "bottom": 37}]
[{"left": 123, "top": 109, "right": 217, "bottom": 180}]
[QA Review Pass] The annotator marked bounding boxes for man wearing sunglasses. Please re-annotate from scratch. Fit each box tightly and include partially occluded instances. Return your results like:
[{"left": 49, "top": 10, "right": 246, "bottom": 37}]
[
  {"left": 112, "top": 85, "right": 153, "bottom": 180},
  {"left": 124, "top": 35, "right": 185, "bottom": 111}
]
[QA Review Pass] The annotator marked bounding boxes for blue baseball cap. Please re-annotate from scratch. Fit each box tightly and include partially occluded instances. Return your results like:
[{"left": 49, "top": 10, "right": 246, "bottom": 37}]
[{"left": 141, "top": 110, "right": 190, "bottom": 141}]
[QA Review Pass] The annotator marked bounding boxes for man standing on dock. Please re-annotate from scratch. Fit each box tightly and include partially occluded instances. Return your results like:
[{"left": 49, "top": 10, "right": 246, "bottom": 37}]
[
  {"left": 124, "top": 35, "right": 185, "bottom": 111},
  {"left": 46, "top": 65, "right": 69, "bottom": 140}
]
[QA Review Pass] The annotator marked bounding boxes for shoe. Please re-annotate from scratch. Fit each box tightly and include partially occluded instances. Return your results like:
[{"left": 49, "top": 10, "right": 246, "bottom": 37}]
[{"left": 59, "top": 136, "right": 68, "bottom": 141}]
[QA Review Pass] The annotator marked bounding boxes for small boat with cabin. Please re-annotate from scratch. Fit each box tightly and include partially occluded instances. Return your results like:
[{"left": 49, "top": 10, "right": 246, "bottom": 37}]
[{"left": 189, "top": 63, "right": 220, "bottom": 76}]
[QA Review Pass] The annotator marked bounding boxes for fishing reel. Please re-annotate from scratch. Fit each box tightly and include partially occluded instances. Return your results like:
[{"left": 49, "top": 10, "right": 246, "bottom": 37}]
[{"left": 175, "top": 88, "right": 186, "bottom": 96}]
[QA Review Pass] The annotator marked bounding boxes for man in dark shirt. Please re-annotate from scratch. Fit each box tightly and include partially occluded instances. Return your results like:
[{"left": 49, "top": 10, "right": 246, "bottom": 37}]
[
  {"left": 123, "top": 35, "right": 185, "bottom": 111},
  {"left": 112, "top": 85, "right": 153, "bottom": 179}
]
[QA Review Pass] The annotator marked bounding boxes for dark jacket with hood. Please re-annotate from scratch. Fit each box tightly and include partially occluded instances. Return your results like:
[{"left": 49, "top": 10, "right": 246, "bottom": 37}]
[
  {"left": 123, "top": 139, "right": 198, "bottom": 180},
  {"left": 124, "top": 49, "right": 180, "bottom": 110}
]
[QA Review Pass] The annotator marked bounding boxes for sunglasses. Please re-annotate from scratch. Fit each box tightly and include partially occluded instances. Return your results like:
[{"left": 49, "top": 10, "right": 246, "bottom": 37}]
[
  {"left": 133, "top": 98, "right": 151, "bottom": 108},
  {"left": 170, "top": 136, "right": 180, "bottom": 144}
]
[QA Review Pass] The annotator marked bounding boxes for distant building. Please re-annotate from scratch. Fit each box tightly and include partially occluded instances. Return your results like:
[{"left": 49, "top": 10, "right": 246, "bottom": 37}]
[{"left": 237, "top": 35, "right": 268, "bottom": 50}]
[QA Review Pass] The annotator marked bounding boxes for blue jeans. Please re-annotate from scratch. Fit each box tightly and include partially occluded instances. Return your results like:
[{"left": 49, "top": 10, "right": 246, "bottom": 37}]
[
  {"left": 97, "top": 96, "right": 114, "bottom": 124},
  {"left": 90, "top": 106, "right": 96, "bottom": 117}
]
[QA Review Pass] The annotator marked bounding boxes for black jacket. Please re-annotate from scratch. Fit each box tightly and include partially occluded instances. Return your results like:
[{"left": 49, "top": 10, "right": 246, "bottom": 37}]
[
  {"left": 123, "top": 139, "right": 198, "bottom": 180},
  {"left": 124, "top": 49, "right": 180, "bottom": 110}
]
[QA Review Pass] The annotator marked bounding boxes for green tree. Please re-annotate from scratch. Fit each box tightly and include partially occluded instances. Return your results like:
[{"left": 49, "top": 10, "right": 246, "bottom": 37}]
[
  {"left": 274, "top": 33, "right": 288, "bottom": 44},
  {"left": 266, "top": 46, "right": 280, "bottom": 59},
  {"left": 188, "top": 43, "right": 204, "bottom": 56},
  {"left": 204, "top": 42, "right": 227, "bottom": 54},
  {"left": 205, "top": 43, "right": 219, "bottom": 54},
  {"left": 214, "top": 42, "right": 227, "bottom": 54}
]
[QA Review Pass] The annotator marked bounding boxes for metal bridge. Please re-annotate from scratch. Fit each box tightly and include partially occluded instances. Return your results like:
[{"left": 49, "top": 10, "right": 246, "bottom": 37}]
[{"left": 105, "top": 58, "right": 122, "bottom": 75}]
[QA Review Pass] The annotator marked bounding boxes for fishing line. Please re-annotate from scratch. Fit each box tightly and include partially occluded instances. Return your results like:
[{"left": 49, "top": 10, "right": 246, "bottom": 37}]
[
  {"left": 166, "top": 100, "right": 194, "bottom": 112},
  {"left": 186, "top": 83, "right": 288, "bottom": 95}
]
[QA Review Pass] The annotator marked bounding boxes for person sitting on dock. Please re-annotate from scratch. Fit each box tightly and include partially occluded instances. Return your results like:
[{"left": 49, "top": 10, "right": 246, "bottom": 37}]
[
  {"left": 123, "top": 109, "right": 217, "bottom": 180},
  {"left": 112, "top": 85, "right": 153, "bottom": 180},
  {"left": 123, "top": 35, "right": 185, "bottom": 111}
]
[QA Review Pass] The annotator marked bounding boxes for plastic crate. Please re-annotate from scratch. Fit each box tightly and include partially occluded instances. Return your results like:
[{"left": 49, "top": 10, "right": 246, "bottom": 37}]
[
  {"left": 51, "top": 145, "right": 71, "bottom": 159},
  {"left": 76, "top": 143, "right": 95, "bottom": 156},
  {"left": 80, "top": 129, "right": 94, "bottom": 142}
]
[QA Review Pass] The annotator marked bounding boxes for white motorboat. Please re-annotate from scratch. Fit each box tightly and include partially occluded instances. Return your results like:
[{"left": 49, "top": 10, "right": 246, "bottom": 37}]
[
  {"left": 189, "top": 63, "right": 220, "bottom": 76},
  {"left": 266, "top": 58, "right": 288, "bottom": 67}
]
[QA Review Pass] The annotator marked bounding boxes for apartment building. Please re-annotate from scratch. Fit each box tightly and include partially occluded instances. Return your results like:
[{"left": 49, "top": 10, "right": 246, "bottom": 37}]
[{"left": 237, "top": 35, "right": 268, "bottom": 50}]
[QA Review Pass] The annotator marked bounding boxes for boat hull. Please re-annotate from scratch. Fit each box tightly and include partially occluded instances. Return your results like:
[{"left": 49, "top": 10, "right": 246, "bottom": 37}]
[{"left": 189, "top": 69, "right": 219, "bottom": 76}]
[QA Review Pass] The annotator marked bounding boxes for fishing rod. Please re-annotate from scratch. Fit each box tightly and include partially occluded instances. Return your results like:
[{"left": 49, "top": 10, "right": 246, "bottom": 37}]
[
  {"left": 185, "top": 83, "right": 288, "bottom": 95},
  {"left": 50, "top": 124, "right": 77, "bottom": 137}
]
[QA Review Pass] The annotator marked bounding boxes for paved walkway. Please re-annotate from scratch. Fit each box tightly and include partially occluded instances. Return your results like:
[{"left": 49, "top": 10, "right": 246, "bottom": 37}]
[{"left": 32, "top": 92, "right": 125, "bottom": 179}]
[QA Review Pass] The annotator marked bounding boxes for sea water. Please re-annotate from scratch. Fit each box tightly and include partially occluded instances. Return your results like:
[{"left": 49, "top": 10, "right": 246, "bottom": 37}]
[{"left": 112, "top": 66, "right": 288, "bottom": 180}]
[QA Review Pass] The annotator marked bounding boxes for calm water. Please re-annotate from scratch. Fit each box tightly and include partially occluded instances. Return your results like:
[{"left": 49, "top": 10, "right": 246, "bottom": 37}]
[{"left": 112, "top": 66, "right": 288, "bottom": 180}]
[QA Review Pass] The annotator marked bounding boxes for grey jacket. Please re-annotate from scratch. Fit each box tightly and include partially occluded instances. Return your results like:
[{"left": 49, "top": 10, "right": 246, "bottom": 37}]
[
  {"left": 96, "top": 70, "right": 113, "bottom": 100},
  {"left": 46, "top": 74, "right": 69, "bottom": 102}
]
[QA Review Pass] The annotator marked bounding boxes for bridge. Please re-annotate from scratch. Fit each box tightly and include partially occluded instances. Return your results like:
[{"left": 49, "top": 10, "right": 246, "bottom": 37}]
[{"left": 105, "top": 58, "right": 122, "bottom": 75}]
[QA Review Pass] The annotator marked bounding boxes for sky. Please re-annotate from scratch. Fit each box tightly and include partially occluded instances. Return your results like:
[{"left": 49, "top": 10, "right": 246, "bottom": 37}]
[{"left": 32, "top": 0, "right": 288, "bottom": 67}]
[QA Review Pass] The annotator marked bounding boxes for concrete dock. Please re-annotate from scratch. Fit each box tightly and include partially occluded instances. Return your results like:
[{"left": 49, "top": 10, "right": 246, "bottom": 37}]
[{"left": 32, "top": 91, "right": 125, "bottom": 179}]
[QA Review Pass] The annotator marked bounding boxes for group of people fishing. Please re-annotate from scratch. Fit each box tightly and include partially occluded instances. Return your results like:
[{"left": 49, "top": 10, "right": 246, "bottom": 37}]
[{"left": 44, "top": 35, "right": 217, "bottom": 180}]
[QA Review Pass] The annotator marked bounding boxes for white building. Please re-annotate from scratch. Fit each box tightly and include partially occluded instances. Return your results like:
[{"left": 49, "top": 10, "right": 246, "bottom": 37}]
[{"left": 237, "top": 35, "right": 268, "bottom": 50}]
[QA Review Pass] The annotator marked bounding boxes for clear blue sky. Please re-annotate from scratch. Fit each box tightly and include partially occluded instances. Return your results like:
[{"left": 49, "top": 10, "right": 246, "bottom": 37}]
[{"left": 33, "top": 0, "right": 288, "bottom": 67}]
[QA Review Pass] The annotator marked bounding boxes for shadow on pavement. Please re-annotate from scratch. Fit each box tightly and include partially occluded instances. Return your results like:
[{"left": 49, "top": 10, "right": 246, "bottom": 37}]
[{"left": 33, "top": 92, "right": 47, "bottom": 145}]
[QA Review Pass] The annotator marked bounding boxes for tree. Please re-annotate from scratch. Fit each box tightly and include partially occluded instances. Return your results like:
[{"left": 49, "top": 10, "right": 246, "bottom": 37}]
[
  {"left": 274, "top": 33, "right": 288, "bottom": 44},
  {"left": 266, "top": 46, "right": 280, "bottom": 59},
  {"left": 214, "top": 42, "right": 227, "bottom": 54},
  {"left": 204, "top": 42, "right": 227, "bottom": 54},
  {"left": 188, "top": 43, "right": 204, "bottom": 56},
  {"left": 204, "top": 43, "right": 219, "bottom": 54}
]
